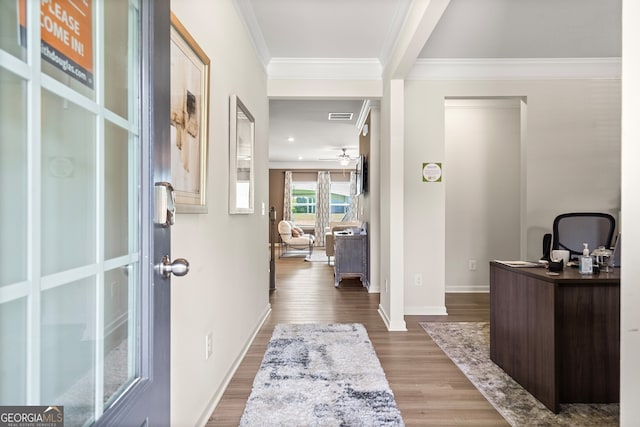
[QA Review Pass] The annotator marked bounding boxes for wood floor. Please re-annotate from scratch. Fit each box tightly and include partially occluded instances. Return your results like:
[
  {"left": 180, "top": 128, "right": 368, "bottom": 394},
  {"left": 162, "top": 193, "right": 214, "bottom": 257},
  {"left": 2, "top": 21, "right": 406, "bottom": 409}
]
[{"left": 206, "top": 253, "right": 509, "bottom": 426}]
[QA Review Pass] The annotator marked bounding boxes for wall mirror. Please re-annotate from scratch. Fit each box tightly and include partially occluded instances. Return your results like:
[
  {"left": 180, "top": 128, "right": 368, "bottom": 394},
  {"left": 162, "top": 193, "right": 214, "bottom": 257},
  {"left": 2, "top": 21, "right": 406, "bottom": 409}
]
[{"left": 229, "top": 94, "right": 255, "bottom": 214}]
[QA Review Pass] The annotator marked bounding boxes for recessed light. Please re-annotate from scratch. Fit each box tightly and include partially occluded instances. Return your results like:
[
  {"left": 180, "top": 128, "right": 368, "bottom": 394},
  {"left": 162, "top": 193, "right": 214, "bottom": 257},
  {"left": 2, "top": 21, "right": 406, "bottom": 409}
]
[
  {"left": 298, "top": 156, "right": 304, "bottom": 160},
  {"left": 287, "top": 137, "right": 295, "bottom": 142}
]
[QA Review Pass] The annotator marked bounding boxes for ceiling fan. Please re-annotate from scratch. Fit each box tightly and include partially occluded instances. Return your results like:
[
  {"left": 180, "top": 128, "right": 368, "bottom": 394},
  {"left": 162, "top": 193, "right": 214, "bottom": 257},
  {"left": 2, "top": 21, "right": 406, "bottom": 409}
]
[{"left": 319, "top": 148, "right": 358, "bottom": 166}]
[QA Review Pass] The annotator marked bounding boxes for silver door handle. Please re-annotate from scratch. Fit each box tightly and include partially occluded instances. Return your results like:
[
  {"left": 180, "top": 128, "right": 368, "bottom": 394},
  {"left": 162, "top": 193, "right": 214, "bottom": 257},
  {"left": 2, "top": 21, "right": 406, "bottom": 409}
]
[{"left": 158, "top": 255, "right": 189, "bottom": 278}]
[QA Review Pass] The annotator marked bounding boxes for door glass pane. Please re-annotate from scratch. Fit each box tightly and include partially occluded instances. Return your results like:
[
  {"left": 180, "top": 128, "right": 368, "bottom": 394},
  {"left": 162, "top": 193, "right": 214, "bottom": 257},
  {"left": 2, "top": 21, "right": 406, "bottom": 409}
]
[
  {"left": 41, "top": 278, "right": 96, "bottom": 427},
  {"left": 40, "top": 0, "right": 96, "bottom": 100},
  {"left": 1, "top": 0, "right": 146, "bottom": 423},
  {"left": 0, "top": 0, "right": 27, "bottom": 61},
  {"left": 104, "top": 0, "right": 132, "bottom": 119},
  {"left": 0, "top": 298, "right": 27, "bottom": 404},
  {"left": 105, "top": 122, "right": 130, "bottom": 260},
  {"left": 0, "top": 68, "right": 27, "bottom": 286},
  {"left": 103, "top": 265, "right": 137, "bottom": 407},
  {"left": 41, "top": 89, "right": 96, "bottom": 275}
]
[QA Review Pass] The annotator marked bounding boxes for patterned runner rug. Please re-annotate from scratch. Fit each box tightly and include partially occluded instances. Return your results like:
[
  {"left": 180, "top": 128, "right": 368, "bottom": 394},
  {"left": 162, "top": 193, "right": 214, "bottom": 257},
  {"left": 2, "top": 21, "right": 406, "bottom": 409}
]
[
  {"left": 420, "top": 322, "right": 618, "bottom": 426},
  {"left": 240, "top": 323, "right": 404, "bottom": 426}
]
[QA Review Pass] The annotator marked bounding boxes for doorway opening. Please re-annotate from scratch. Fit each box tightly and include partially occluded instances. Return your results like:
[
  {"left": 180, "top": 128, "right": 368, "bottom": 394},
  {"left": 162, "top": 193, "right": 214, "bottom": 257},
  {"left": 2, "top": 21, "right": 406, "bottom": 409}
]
[{"left": 444, "top": 97, "right": 527, "bottom": 292}]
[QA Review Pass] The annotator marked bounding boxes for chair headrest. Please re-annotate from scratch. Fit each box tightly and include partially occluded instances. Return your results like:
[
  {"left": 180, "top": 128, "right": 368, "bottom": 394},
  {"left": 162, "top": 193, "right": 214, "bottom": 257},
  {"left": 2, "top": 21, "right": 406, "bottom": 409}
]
[{"left": 278, "top": 220, "right": 292, "bottom": 235}]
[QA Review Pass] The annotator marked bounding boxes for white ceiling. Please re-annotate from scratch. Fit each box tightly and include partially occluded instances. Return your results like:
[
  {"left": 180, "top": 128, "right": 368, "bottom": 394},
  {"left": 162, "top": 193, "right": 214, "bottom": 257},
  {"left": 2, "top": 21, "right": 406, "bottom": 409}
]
[
  {"left": 269, "top": 99, "right": 364, "bottom": 168},
  {"left": 419, "top": 0, "right": 621, "bottom": 59},
  {"left": 234, "top": 0, "right": 621, "bottom": 167}
]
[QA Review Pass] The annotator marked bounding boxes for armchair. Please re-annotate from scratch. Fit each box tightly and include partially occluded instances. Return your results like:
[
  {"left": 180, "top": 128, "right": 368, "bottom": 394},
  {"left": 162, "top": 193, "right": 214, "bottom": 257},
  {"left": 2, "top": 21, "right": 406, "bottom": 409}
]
[{"left": 278, "top": 220, "right": 315, "bottom": 259}]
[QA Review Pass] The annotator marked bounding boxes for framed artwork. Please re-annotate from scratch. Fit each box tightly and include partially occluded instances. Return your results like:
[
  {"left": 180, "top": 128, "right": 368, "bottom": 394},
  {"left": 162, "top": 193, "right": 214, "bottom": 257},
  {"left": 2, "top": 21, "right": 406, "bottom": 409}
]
[
  {"left": 229, "top": 94, "right": 255, "bottom": 214},
  {"left": 170, "top": 12, "right": 210, "bottom": 213}
]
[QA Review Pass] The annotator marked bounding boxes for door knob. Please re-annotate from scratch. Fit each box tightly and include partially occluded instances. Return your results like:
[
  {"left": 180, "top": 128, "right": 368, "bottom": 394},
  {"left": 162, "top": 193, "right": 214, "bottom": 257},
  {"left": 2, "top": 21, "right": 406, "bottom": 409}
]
[{"left": 158, "top": 255, "right": 190, "bottom": 278}]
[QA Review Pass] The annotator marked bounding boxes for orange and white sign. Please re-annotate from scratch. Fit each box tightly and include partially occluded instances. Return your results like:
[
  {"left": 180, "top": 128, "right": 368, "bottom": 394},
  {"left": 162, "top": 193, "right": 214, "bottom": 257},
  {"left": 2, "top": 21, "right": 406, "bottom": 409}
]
[{"left": 19, "top": 0, "right": 94, "bottom": 88}]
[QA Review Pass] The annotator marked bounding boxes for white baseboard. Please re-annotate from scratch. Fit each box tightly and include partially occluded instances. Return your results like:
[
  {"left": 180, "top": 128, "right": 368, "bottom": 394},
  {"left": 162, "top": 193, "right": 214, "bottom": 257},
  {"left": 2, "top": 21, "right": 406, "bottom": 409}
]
[
  {"left": 196, "top": 304, "right": 272, "bottom": 427},
  {"left": 404, "top": 305, "right": 448, "bottom": 315},
  {"left": 445, "top": 285, "right": 490, "bottom": 293},
  {"left": 377, "top": 304, "right": 407, "bottom": 331}
]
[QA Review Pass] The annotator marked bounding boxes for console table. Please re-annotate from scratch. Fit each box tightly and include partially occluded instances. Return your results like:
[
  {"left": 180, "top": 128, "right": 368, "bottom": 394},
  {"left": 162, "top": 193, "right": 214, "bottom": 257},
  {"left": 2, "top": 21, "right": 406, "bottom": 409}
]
[
  {"left": 489, "top": 261, "right": 620, "bottom": 413},
  {"left": 333, "top": 232, "right": 368, "bottom": 288}
]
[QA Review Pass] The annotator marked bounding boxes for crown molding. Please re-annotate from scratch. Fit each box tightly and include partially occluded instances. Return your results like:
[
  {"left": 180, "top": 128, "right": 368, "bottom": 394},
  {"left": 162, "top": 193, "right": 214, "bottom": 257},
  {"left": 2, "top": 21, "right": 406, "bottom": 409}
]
[
  {"left": 355, "top": 100, "right": 371, "bottom": 133},
  {"left": 267, "top": 58, "right": 383, "bottom": 80},
  {"left": 233, "top": 0, "right": 271, "bottom": 68},
  {"left": 378, "top": 0, "right": 414, "bottom": 68},
  {"left": 269, "top": 161, "right": 356, "bottom": 170},
  {"left": 408, "top": 57, "right": 622, "bottom": 80}
]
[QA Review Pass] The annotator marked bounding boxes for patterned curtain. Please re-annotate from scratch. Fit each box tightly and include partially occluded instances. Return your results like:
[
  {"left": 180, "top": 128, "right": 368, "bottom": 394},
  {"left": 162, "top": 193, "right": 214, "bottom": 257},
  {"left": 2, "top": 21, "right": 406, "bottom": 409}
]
[
  {"left": 283, "top": 171, "right": 293, "bottom": 221},
  {"left": 343, "top": 171, "right": 359, "bottom": 222},
  {"left": 315, "top": 171, "right": 331, "bottom": 246}
]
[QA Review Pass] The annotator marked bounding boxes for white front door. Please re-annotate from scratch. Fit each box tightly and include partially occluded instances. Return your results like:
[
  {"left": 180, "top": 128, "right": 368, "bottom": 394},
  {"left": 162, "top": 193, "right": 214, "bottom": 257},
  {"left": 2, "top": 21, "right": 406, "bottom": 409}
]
[{"left": 0, "top": 0, "right": 174, "bottom": 425}]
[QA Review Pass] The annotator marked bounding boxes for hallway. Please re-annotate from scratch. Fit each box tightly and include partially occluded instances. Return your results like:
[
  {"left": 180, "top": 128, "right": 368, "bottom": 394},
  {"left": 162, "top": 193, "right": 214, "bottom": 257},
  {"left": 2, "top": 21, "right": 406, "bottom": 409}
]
[{"left": 207, "top": 255, "right": 507, "bottom": 426}]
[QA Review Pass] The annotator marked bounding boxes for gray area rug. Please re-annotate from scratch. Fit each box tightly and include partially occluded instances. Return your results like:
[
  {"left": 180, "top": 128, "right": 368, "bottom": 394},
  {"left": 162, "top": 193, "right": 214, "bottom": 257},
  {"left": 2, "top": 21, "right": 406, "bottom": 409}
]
[
  {"left": 240, "top": 323, "right": 404, "bottom": 426},
  {"left": 307, "top": 249, "right": 330, "bottom": 263},
  {"left": 420, "top": 322, "right": 619, "bottom": 427}
]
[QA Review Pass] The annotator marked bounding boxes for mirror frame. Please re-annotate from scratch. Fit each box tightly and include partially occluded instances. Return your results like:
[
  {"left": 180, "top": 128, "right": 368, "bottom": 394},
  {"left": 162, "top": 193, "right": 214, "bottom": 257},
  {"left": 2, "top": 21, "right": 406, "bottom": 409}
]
[{"left": 229, "top": 94, "right": 255, "bottom": 214}]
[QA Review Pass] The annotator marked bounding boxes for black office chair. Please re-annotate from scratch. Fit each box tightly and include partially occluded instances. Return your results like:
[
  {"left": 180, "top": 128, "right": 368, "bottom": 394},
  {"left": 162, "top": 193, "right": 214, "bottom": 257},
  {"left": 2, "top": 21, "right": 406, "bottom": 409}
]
[{"left": 541, "top": 212, "right": 616, "bottom": 261}]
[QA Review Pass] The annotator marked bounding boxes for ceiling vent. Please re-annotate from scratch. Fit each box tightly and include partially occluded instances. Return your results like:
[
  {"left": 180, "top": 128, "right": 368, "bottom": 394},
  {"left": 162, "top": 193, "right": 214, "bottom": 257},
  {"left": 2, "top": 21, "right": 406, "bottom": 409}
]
[{"left": 328, "top": 112, "right": 353, "bottom": 121}]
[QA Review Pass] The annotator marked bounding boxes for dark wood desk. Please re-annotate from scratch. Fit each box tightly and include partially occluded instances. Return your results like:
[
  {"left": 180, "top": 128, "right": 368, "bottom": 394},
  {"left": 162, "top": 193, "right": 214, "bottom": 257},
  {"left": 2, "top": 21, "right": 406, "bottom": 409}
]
[{"left": 489, "top": 262, "right": 620, "bottom": 413}]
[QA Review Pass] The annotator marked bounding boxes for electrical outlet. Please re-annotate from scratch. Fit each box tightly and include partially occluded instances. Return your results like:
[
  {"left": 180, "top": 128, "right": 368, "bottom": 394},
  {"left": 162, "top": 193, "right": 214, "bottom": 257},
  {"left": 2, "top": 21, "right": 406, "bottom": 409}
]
[
  {"left": 414, "top": 273, "right": 423, "bottom": 286},
  {"left": 205, "top": 332, "right": 213, "bottom": 360},
  {"left": 468, "top": 259, "right": 477, "bottom": 271}
]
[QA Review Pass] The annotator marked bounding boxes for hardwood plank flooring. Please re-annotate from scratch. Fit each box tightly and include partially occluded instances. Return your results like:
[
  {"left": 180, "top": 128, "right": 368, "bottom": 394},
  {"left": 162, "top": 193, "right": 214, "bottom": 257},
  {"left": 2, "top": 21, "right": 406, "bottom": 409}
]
[{"left": 207, "top": 254, "right": 508, "bottom": 426}]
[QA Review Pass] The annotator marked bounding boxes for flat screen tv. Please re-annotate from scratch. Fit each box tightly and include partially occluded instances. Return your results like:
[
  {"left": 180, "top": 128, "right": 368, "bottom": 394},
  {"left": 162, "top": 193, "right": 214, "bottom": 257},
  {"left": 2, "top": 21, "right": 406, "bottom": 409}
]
[{"left": 355, "top": 154, "right": 367, "bottom": 195}]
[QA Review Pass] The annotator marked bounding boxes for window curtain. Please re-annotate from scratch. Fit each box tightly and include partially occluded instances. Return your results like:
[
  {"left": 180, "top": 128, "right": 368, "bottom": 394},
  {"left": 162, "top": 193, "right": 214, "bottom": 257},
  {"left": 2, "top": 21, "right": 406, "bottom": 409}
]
[
  {"left": 343, "top": 171, "right": 359, "bottom": 222},
  {"left": 315, "top": 171, "right": 331, "bottom": 246},
  {"left": 283, "top": 171, "right": 293, "bottom": 221}
]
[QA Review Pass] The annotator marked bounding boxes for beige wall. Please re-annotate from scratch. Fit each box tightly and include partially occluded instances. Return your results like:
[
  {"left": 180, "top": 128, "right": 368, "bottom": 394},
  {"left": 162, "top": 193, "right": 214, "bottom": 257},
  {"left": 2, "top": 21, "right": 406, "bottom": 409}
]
[
  {"left": 444, "top": 99, "right": 522, "bottom": 292},
  {"left": 169, "top": 1, "right": 269, "bottom": 425},
  {"left": 404, "top": 78, "right": 621, "bottom": 314},
  {"left": 162, "top": 2, "right": 637, "bottom": 423}
]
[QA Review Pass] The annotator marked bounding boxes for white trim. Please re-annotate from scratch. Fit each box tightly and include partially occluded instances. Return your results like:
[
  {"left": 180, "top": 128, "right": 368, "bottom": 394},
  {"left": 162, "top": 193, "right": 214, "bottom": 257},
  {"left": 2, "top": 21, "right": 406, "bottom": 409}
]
[
  {"left": 520, "top": 100, "right": 529, "bottom": 260},
  {"left": 268, "top": 58, "right": 382, "bottom": 80},
  {"left": 232, "top": 0, "right": 271, "bottom": 68},
  {"left": 378, "top": 304, "right": 407, "bottom": 331},
  {"left": 268, "top": 161, "right": 356, "bottom": 170},
  {"left": 355, "top": 99, "right": 371, "bottom": 134},
  {"left": 0, "top": 282, "right": 29, "bottom": 304},
  {"left": 40, "top": 73, "right": 101, "bottom": 113},
  {"left": 445, "top": 285, "right": 490, "bottom": 293},
  {"left": 195, "top": 304, "right": 272, "bottom": 427},
  {"left": 444, "top": 98, "right": 521, "bottom": 109},
  {"left": 95, "top": 0, "right": 106, "bottom": 415},
  {"left": 104, "top": 109, "right": 136, "bottom": 133},
  {"left": 104, "top": 253, "right": 140, "bottom": 271},
  {"left": 379, "top": 0, "right": 414, "bottom": 68},
  {"left": 0, "top": 50, "right": 31, "bottom": 78},
  {"left": 404, "top": 305, "right": 448, "bottom": 315},
  {"left": 26, "top": 0, "right": 43, "bottom": 403},
  {"left": 40, "top": 264, "right": 99, "bottom": 291},
  {"left": 408, "top": 58, "right": 622, "bottom": 80},
  {"left": 378, "top": 304, "right": 392, "bottom": 329}
]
